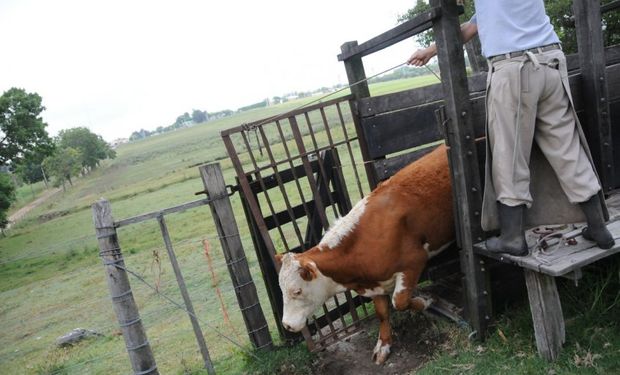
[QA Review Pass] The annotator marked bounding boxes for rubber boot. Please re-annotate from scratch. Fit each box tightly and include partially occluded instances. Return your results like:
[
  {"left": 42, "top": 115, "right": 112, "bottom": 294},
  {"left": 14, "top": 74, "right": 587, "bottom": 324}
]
[
  {"left": 485, "top": 203, "right": 528, "bottom": 256},
  {"left": 579, "top": 194, "right": 615, "bottom": 249}
]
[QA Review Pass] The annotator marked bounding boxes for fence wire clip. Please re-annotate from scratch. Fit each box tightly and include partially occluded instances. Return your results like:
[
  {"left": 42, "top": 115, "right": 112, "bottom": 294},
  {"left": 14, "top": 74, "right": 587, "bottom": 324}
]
[
  {"left": 111, "top": 289, "right": 133, "bottom": 300},
  {"left": 126, "top": 340, "right": 151, "bottom": 352},
  {"left": 133, "top": 365, "right": 158, "bottom": 375},
  {"left": 118, "top": 316, "right": 142, "bottom": 328}
]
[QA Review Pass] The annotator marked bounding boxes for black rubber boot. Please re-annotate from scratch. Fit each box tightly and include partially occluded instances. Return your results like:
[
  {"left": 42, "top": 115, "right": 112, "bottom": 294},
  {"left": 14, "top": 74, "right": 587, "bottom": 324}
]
[
  {"left": 486, "top": 203, "right": 528, "bottom": 256},
  {"left": 579, "top": 194, "right": 615, "bottom": 249}
]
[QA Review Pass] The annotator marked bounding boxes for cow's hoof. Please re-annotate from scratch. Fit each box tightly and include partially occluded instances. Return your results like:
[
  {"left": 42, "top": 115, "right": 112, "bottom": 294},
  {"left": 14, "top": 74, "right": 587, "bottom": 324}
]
[
  {"left": 372, "top": 339, "right": 391, "bottom": 365},
  {"left": 412, "top": 296, "right": 434, "bottom": 311}
]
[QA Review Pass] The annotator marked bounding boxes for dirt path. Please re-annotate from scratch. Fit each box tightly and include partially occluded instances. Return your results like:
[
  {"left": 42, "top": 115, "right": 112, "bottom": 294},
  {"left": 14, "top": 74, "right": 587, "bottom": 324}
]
[{"left": 7, "top": 188, "right": 61, "bottom": 228}]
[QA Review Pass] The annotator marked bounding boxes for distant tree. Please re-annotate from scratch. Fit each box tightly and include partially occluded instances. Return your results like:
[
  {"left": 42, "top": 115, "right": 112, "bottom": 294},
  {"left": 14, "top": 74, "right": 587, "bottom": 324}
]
[
  {"left": 0, "top": 88, "right": 54, "bottom": 167},
  {"left": 191, "top": 109, "right": 208, "bottom": 124},
  {"left": 42, "top": 147, "right": 82, "bottom": 191},
  {"left": 14, "top": 149, "right": 51, "bottom": 187},
  {"left": 58, "top": 127, "right": 116, "bottom": 172},
  {"left": 0, "top": 173, "right": 16, "bottom": 230}
]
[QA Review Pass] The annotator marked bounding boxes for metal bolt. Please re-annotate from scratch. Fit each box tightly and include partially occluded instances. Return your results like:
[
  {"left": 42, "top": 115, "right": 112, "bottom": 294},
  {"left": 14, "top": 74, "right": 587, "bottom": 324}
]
[
  {"left": 465, "top": 135, "right": 471, "bottom": 140},
  {"left": 461, "top": 111, "right": 467, "bottom": 117},
  {"left": 479, "top": 260, "right": 485, "bottom": 265},
  {"left": 608, "top": 164, "right": 612, "bottom": 168},
  {"left": 604, "top": 142, "right": 609, "bottom": 147},
  {"left": 601, "top": 97, "right": 606, "bottom": 102},
  {"left": 472, "top": 187, "right": 478, "bottom": 192},
  {"left": 368, "top": 107, "right": 372, "bottom": 112},
  {"left": 474, "top": 211, "right": 480, "bottom": 216},
  {"left": 477, "top": 237, "right": 483, "bottom": 241},
  {"left": 485, "top": 315, "right": 490, "bottom": 320},
  {"left": 467, "top": 151, "right": 473, "bottom": 156},
  {"left": 600, "top": 76, "right": 604, "bottom": 81},
  {"left": 481, "top": 267, "right": 486, "bottom": 272},
  {"left": 483, "top": 291, "right": 488, "bottom": 295}
]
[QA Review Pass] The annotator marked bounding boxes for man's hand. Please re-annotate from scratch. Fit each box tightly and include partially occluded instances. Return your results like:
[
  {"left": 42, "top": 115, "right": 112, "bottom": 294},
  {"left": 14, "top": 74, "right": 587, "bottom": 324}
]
[{"left": 407, "top": 46, "right": 437, "bottom": 66}]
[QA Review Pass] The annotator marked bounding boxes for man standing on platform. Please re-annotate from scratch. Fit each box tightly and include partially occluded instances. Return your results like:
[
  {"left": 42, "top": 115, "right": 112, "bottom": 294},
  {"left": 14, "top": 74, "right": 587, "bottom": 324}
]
[{"left": 407, "top": 0, "right": 614, "bottom": 255}]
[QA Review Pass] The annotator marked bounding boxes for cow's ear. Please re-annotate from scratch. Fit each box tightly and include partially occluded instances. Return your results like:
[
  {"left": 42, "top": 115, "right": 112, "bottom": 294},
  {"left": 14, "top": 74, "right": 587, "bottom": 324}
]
[
  {"left": 275, "top": 253, "right": 284, "bottom": 267},
  {"left": 298, "top": 261, "right": 317, "bottom": 281}
]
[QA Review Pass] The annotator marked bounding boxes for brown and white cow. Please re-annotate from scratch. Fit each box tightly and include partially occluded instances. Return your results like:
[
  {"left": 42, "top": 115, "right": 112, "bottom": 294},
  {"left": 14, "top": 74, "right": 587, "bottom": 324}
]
[{"left": 276, "top": 144, "right": 455, "bottom": 364}]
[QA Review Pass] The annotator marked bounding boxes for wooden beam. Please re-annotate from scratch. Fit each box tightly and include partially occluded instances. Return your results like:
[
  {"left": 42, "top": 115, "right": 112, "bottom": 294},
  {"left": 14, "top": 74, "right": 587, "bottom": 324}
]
[
  {"left": 431, "top": 0, "right": 490, "bottom": 339},
  {"left": 574, "top": 0, "right": 615, "bottom": 192},
  {"left": 337, "top": 8, "right": 441, "bottom": 61}
]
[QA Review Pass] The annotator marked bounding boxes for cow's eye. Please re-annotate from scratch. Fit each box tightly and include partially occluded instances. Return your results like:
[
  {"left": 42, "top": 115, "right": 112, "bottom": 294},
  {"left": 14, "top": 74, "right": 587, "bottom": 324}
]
[{"left": 293, "top": 288, "right": 302, "bottom": 296}]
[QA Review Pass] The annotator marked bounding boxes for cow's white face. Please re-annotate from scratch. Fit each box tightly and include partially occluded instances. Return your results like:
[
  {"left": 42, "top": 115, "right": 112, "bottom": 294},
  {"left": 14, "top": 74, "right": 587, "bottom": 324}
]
[{"left": 277, "top": 252, "right": 344, "bottom": 332}]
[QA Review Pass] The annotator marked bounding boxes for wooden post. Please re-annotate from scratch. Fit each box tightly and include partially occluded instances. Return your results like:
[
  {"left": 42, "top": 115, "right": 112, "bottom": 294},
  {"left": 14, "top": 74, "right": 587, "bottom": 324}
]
[
  {"left": 524, "top": 270, "right": 565, "bottom": 361},
  {"left": 465, "top": 36, "right": 488, "bottom": 73},
  {"left": 431, "top": 0, "right": 491, "bottom": 338},
  {"left": 157, "top": 215, "right": 215, "bottom": 375},
  {"left": 200, "top": 164, "right": 273, "bottom": 350},
  {"left": 92, "top": 199, "right": 159, "bottom": 375},
  {"left": 341, "top": 42, "right": 379, "bottom": 189},
  {"left": 574, "top": 0, "right": 615, "bottom": 192}
]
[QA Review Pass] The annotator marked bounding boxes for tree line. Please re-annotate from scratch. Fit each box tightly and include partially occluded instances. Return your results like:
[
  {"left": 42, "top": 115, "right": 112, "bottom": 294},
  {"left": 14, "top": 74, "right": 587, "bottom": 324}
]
[
  {"left": 129, "top": 108, "right": 234, "bottom": 141},
  {"left": 0, "top": 88, "right": 116, "bottom": 229}
]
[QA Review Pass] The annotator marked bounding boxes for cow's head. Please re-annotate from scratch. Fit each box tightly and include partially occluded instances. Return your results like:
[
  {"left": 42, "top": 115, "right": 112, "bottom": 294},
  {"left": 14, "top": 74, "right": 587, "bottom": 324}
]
[{"left": 276, "top": 252, "right": 342, "bottom": 332}]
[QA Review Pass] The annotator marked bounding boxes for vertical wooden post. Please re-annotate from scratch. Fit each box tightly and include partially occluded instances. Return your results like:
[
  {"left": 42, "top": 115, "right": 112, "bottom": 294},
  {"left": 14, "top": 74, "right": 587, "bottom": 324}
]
[
  {"left": 92, "top": 199, "right": 159, "bottom": 375},
  {"left": 574, "top": 0, "right": 615, "bottom": 192},
  {"left": 524, "top": 270, "right": 565, "bottom": 361},
  {"left": 200, "top": 164, "right": 273, "bottom": 350},
  {"left": 465, "top": 37, "right": 488, "bottom": 73},
  {"left": 341, "top": 42, "right": 379, "bottom": 189},
  {"left": 431, "top": 0, "right": 491, "bottom": 338},
  {"left": 157, "top": 215, "right": 215, "bottom": 375}
]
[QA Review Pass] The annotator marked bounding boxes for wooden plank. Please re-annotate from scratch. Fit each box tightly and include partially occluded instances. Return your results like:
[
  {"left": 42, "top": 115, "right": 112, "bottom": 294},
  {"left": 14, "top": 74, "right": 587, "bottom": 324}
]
[
  {"left": 524, "top": 270, "right": 566, "bottom": 361},
  {"left": 92, "top": 200, "right": 159, "bottom": 375},
  {"left": 362, "top": 103, "right": 441, "bottom": 159},
  {"left": 566, "top": 44, "right": 620, "bottom": 72},
  {"left": 373, "top": 145, "right": 438, "bottom": 181},
  {"left": 601, "top": 0, "right": 620, "bottom": 13},
  {"left": 358, "top": 73, "right": 486, "bottom": 117},
  {"left": 157, "top": 216, "right": 215, "bottom": 374},
  {"left": 200, "top": 164, "right": 274, "bottom": 350},
  {"left": 263, "top": 194, "right": 337, "bottom": 230},
  {"left": 432, "top": 0, "right": 490, "bottom": 339},
  {"left": 475, "top": 219, "right": 620, "bottom": 277},
  {"left": 337, "top": 8, "right": 441, "bottom": 61},
  {"left": 575, "top": 0, "right": 615, "bottom": 192},
  {"left": 247, "top": 159, "right": 319, "bottom": 194}
]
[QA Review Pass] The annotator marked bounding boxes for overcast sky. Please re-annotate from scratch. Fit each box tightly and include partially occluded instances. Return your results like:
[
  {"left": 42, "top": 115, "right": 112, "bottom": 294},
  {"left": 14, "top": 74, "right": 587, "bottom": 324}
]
[{"left": 1, "top": 0, "right": 420, "bottom": 141}]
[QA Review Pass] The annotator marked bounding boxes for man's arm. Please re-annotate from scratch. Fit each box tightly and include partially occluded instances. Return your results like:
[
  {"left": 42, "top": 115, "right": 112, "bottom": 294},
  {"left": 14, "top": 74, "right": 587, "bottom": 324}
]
[{"left": 407, "top": 21, "right": 478, "bottom": 66}]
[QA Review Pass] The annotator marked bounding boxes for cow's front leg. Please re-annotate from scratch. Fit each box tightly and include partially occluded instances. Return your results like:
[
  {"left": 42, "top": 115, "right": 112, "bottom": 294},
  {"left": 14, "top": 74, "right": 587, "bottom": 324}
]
[
  {"left": 391, "top": 272, "right": 433, "bottom": 312},
  {"left": 371, "top": 295, "right": 392, "bottom": 365}
]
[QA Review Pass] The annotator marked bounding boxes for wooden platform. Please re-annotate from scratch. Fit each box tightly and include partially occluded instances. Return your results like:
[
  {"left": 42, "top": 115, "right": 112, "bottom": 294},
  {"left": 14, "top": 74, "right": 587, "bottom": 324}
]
[
  {"left": 473, "top": 193, "right": 620, "bottom": 361},
  {"left": 475, "top": 219, "right": 620, "bottom": 277}
]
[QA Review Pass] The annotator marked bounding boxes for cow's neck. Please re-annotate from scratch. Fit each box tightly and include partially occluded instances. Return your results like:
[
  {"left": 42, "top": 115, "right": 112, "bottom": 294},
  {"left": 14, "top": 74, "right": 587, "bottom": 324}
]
[{"left": 301, "top": 245, "right": 363, "bottom": 290}]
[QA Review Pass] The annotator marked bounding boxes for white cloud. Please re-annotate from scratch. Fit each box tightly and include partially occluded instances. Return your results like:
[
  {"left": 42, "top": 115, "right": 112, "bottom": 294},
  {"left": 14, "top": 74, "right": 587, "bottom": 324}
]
[{"left": 0, "top": 0, "right": 419, "bottom": 141}]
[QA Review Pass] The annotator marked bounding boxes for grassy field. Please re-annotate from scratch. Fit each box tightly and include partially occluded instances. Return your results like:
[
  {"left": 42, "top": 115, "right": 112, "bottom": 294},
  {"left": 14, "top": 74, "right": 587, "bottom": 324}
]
[{"left": 1, "top": 73, "right": 619, "bottom": 374}]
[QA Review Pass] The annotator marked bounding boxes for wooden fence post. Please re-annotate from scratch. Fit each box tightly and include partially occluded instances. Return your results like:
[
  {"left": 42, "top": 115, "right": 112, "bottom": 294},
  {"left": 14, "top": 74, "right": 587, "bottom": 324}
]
[
  {"left": 574, "top": 0, "right": 615, "bottom": 192},
  {"left": 92, "top": 199, "right": 159, "bottom": 375},
  {"left": 199, "top": 164, "right": 273, "bottom": 350},
  {"left": 431, "top": 0, "right": 491, "bottom": 339}
]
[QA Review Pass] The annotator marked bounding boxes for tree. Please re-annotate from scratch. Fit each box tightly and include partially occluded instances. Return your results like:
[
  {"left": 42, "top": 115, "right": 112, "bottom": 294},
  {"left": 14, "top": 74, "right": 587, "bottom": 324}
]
[
  {"left": 0, "top": 173, "right": 16, "bottom": 230},
  {"left": 398, "top": 1, "right": 474, "bottom": 48},
  {"left": 191, "top": 109, "right": 208, "bottom": 124},
  {"left": 58, "top": 127, "right": 116, "bottom": 171},
  {"left": 0, "top": 88, "right": 54, "bottom": 167},
  {"left": 42, "top": 147, "right": 82, "bottom": 191},
  {"left": 399, "top": 1, "right": 619, "bottom": 54}
]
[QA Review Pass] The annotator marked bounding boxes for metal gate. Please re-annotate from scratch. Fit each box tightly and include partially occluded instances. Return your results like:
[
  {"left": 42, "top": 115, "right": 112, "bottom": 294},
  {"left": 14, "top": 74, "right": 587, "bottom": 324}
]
[{"left": 221, "top": 95, "right": 374, "bottom": 350}]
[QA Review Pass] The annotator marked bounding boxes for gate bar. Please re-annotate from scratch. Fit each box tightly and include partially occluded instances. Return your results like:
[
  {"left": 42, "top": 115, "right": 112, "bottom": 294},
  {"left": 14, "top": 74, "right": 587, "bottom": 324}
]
[{"left": 157, "top": 215, "right": 215, "bottom": 375}]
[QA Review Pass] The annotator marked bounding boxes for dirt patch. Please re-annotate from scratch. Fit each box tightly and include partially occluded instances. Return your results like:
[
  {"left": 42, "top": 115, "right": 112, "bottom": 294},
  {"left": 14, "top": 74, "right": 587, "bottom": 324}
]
[
  {"left": 7, "top": 188, "right": 61, "bottom": 227},
  {"left": 312, "top": 311, "right": 447, "bottom": 375}
]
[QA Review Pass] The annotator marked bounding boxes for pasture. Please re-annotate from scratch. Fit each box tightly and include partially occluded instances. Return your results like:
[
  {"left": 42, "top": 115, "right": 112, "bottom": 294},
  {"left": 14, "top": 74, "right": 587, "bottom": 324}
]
[{"left": 1, "top": 73, "right": 619, "bottom": 374}]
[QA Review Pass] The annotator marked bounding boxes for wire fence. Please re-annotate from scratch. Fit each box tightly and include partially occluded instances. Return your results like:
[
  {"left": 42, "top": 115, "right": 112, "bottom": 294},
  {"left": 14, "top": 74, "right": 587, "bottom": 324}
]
[{"left": 0, "top": 215, "right": 274, "bottom": 375}]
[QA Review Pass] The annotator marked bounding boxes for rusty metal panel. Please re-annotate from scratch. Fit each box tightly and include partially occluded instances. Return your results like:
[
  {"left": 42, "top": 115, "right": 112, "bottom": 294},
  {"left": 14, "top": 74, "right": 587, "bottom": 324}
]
[{"left": 222, "top": 96, "right": 374, "bottom": 349}]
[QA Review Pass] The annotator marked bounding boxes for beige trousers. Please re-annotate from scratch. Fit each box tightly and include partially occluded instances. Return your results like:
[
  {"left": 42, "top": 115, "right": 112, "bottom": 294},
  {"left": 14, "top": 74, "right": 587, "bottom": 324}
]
[{"left": 486, "top": 49, "right": 600, "bottom": 207}]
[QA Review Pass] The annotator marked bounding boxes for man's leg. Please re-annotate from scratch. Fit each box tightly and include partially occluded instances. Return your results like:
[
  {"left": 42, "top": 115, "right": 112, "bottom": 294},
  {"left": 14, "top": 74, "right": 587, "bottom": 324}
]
[{"left": 534, "top": 58, "right": 614, "bottom": 249}]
